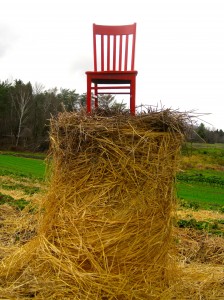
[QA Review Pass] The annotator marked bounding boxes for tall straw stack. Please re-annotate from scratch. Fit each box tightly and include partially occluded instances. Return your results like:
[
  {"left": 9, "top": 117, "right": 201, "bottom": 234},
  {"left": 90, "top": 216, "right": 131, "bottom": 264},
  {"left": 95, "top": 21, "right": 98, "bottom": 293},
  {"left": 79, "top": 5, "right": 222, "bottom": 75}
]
[{"left": 0, "top": 110, "right": 188, "bottom": 299}]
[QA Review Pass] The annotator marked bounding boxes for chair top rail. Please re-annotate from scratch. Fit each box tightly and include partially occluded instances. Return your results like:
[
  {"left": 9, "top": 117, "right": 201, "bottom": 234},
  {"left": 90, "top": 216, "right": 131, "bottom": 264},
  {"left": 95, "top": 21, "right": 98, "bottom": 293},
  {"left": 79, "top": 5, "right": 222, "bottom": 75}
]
[{"left": 93, "top": 23, "right": 136, "bottom": 72}]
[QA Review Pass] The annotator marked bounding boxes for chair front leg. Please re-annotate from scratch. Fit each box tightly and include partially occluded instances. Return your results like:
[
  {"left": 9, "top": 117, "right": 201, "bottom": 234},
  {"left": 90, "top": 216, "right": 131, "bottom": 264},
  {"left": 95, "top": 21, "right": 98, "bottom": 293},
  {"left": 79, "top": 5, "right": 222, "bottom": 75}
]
[
  {"left": 86, "top": 75, "right": 92, "bottom": 113},
  {"left": 94, "top": 83, "right": 98, "bottom": 109},
  {"left": 130, "top": 78, "right": 136, "bottom": 116}
]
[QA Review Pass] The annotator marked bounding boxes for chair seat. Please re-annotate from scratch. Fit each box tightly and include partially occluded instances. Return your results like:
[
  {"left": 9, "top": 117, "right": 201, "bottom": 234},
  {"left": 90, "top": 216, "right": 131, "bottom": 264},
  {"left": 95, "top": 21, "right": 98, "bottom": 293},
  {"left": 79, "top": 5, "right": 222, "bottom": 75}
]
[{"left": 86, "top": 71, "right": 138, "bottom": 84}]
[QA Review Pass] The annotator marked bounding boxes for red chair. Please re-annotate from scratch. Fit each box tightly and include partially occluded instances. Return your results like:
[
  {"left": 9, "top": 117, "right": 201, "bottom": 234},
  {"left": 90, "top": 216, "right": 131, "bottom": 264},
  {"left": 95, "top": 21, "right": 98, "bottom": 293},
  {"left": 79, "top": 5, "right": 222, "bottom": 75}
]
[{"left": 86, "top": 23, "right": 137, "bottom": 115}]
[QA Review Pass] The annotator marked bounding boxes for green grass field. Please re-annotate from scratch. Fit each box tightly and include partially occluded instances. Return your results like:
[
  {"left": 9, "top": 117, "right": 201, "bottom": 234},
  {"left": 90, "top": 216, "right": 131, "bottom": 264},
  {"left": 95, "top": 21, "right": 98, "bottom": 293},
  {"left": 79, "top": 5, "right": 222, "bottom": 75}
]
[
  {"left": 177, "top": 143, "right": 224, "bottom": 211},
  {"left": 0, "top": 153, "right": 46, "bottom": 180},
  {"left": 177, "top": 182, "right": 224, "bottom": 210},
  {"left": 0, "top": 153, "right": 46, "bottom": 209}
]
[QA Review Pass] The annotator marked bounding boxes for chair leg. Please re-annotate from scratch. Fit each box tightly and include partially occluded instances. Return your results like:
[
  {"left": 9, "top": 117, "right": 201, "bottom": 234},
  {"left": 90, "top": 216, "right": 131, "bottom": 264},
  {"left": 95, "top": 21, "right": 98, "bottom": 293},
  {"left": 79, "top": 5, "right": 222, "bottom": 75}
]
[
  {"left": 94, "top": 84, "right": 98, "bottom": 109},
  {"left": 130, "top": 78, "right": 136, "bottom": 115},
  {"left": 86, "top": 76, "right": 91, "bottom": 113}
]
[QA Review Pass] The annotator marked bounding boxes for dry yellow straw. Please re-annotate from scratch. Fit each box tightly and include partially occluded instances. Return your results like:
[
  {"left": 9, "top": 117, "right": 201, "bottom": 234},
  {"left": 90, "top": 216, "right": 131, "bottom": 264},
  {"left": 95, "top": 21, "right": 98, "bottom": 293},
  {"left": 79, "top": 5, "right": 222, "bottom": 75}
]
[{"left": 2, "top": 110, "right": 221, "bottom": 299}]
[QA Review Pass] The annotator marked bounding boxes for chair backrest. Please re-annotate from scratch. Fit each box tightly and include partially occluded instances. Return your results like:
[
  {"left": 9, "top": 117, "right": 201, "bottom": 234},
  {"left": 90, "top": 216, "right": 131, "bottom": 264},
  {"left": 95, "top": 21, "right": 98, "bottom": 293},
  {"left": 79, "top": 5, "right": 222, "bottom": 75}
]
[{"left": 93, "top": 23, "right": 136, "bottom": 72}]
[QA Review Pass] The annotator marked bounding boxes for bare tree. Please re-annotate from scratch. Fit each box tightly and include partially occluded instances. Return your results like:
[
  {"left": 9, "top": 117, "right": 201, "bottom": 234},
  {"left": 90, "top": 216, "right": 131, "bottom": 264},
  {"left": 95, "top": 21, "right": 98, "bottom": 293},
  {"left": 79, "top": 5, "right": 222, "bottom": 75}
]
[
  {"left": 33, "top": 82, "right": 45, "bottom": 95},
  {"left": 11, "top": 80, "right": 33, "bottom": 147}
]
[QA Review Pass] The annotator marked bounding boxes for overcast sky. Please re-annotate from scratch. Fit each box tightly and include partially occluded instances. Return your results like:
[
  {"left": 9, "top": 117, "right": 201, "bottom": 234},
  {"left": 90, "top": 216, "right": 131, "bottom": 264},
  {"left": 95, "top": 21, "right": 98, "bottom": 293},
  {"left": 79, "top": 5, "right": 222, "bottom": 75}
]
[{"left": 1, "top": 0, "right": 224, "bottom": 130}]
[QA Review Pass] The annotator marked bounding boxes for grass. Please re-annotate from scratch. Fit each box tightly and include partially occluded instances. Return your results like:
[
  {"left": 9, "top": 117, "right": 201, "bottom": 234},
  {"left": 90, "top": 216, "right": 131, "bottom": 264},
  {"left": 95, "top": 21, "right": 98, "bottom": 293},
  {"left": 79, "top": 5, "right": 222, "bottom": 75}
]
[
  {"left": 0, "top": 152, "right": 47, "bottom": 210},
  {"left": 0, "top": 192, "right": 30, "bottom": 210},
  {"left": 176, "top": 217, "right": 224, "bottom": 236},
  {"left": 0, "top": 154, "right": 46, "bottom": 180},
  {"left": 176, "top": 143, "right": 224, "bottom": 211},
  {"left": 0, "top": 151, "right": 46, "bottom": 159},
  {"left": 181, "top": 142, "right": 224, "bottom": 167},
  {"left": 185, "top": 143, "right": 224, "bottom": 149},
  {"left": 177, "top": 182, "right": 224, "bottom": 210},
  {"left": 1, "top": 183, "right": 40, "bottom": 195}
]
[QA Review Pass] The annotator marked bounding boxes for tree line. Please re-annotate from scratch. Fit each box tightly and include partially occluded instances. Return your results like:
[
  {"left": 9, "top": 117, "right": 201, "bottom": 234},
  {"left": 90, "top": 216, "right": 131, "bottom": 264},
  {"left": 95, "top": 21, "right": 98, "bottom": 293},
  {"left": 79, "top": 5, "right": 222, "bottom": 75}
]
[
  {"left": 190, "top": 122, "right": 224, "bottom": 144},
  {"left": 0, "top": 79, "right": 223, "bottom": 151},
  {"left": 0, "top": 79, "right": 125, "bottom": 151}
]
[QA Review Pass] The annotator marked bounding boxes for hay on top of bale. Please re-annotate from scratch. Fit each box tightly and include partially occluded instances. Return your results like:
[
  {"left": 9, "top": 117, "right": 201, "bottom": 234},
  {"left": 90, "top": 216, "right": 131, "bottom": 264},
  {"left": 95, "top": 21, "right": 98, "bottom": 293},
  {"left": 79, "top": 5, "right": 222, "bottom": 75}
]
[{"left": 2, "top": 108, "right": 222, "bottom": 299}]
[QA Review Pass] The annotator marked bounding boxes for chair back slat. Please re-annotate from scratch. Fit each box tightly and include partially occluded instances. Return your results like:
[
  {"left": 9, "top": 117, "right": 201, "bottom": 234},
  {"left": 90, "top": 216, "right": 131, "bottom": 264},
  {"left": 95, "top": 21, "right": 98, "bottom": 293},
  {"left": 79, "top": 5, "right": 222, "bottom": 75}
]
[
  {"left": 107, "top": 35, "right": 110, "bottom": 70},
  {"left": 93, "top": 23, "right": 136, "bottom": 72},
  {"left": 113, "top": 35, "right": 116, "bottom": 70},
  {"left": 119, "top": 35, "right": 123, "bottom": 71},
  {"left": 101, "top": 35, "right": 104, "bottom": 71},
  {"left": 131, "top": 32, "right": 136, "bottom": 70},
  {"left": 124, "top": 35, "right": 129, "bottom": 71}
]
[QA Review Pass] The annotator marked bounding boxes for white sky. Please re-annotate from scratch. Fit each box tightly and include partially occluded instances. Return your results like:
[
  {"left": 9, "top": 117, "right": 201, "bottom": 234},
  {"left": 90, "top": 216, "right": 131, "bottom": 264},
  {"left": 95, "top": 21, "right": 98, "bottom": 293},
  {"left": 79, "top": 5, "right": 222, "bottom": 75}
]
[{"left": 1, "top": 0, "right": 224, "bottom": 130}]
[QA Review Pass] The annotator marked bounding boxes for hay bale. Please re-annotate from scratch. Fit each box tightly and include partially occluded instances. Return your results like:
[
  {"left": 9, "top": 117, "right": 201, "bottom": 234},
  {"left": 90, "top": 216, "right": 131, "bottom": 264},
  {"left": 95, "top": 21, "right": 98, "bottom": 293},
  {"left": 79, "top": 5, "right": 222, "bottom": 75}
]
[{"left": 0, "top": 110, "right": 190, "bottom": 299}]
